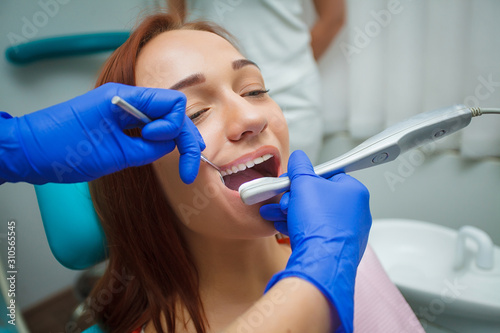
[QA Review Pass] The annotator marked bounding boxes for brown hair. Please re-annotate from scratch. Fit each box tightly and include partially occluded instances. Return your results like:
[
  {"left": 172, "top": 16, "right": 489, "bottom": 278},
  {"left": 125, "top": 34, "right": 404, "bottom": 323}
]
[{"left": 88, "top": 13, "right": 233, "bottom": 333}]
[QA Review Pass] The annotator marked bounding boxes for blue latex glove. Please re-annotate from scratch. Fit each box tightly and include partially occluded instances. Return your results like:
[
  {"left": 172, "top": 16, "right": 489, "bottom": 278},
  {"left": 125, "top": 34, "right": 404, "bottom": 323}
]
[
  {"left": 0, "top": 83, "right": 205, "bottom": 185},
  {"left": 260, "top": 150, "right": 371, "bottom": 333}
]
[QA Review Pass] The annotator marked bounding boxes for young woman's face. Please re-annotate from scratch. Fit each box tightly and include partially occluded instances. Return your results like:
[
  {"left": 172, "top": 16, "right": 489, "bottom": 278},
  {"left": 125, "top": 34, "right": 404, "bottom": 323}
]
[{"left": 135, "top": 30, "right": 289, "bottom": 240}]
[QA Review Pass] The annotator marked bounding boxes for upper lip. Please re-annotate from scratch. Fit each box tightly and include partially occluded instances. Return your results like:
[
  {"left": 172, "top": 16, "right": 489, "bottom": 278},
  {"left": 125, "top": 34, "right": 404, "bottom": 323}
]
[{"left": 218, "top": 145, "right": 281, "bottom": 175}]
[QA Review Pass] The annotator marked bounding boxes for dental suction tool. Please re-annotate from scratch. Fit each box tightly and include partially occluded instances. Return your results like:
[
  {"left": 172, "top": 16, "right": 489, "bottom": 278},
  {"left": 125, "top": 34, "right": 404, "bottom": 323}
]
[
  {"left": 111, "top": 96, "right": 225, "bottom": 184},
  {"left": 239, "top": 105, "right": 498, "bottom": 205}
]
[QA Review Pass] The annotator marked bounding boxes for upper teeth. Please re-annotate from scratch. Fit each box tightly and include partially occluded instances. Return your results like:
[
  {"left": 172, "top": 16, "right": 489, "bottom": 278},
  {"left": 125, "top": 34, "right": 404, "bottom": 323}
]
[{"left": 221, "top": 154, "right": 273, "bottom": 177}]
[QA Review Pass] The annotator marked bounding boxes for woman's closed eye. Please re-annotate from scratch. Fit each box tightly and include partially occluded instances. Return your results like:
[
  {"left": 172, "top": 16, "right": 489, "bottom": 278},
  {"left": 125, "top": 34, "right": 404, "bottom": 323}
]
[
  {"left": 188, "top": 89, "right": 270, "bottom": 122},
  {"left": 243, "top": 89, "right": 270, "bottom": 98},
  {"left": 189, "top": 108, "right": 209, "bottom": 122}
]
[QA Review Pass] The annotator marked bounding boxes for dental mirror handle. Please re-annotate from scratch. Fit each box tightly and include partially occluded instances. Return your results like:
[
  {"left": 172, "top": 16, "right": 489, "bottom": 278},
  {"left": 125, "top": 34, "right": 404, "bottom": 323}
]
[{"left": 239, "top": 104, "right": 475, "bottom": 205}]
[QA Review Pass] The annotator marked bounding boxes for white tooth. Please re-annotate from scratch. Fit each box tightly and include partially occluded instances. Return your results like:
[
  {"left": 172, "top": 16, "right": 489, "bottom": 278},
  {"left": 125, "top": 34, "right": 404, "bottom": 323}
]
[
  {"left": 262, "top": 154, "right": 273, "bottom": 161},
  {"left": 253, "top": 156, "right": 264, "bottom": 165},
  {"left": 221, "top": 170, "right": 227, "bottom": 176},
  {"left": 224, "top": 154, "right": 273, "bottom": 175}
]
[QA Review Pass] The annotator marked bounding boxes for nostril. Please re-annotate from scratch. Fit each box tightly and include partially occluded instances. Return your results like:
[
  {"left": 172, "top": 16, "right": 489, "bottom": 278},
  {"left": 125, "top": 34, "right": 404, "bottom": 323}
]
[
  {"left": 240, "top": 130, "right": 253, "bottom": 138},
  {"left": 237, "top": 122, "right": 267, "bottom": 140},
  {"left": 225, "top": 103, "right": 268, "bottom": 141},
  {"left": 260, "top": 121, "right": 268, "bottom": 133}
]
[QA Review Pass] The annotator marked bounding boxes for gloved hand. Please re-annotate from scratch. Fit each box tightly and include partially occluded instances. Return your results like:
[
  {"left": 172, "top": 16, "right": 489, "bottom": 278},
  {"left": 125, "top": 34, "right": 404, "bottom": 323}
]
[
  {"left": 0, "top": 82, "right": 204, "bottom": 185},
  {"left": 260, "top": 150, "right": 371, "bottom": 333}
]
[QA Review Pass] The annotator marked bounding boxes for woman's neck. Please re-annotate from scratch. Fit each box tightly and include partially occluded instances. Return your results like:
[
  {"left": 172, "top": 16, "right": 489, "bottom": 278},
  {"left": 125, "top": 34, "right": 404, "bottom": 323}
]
[
  {"left": 144, "top": 227, "right": 291, "bottom": 333},
  {"left": 191, "top": 234, "right": 289, "bottom": 297},
  {"left": 181, "top": 230, "right": 291, "bottom": 330}
]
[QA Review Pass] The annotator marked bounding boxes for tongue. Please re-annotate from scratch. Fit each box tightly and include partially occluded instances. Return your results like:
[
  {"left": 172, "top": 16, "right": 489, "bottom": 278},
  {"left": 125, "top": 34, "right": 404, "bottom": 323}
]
[{"left": 223, "top": 168, "right": 264, "bottom": 191}]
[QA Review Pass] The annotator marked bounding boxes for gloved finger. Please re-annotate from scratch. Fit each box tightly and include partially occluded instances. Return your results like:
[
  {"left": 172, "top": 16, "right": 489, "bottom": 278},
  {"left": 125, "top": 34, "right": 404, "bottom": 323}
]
[
  {"left": 142, "top": 118, "right": 183, "bottom": 141},
  {"left": 184, "top": 116, "right": 206, "bottom": 151},
  {"left": 329, "top": 172, "right": 370, "bottom": 196},
  {"left": 121, "top": 135, "right": 177, "bottom": 167},
  {"left": 287, "top": 150, "right": 316, "bottom": 181},
  {"left": 327, "top": 172, "right": 349, "bottom": 183},
  {"left": 187, "top": 116, "right": 206, "bottom": 151},
  {"left": 128, "top": 85, "right": 186, "bottom": 122},
  {"left": 175, "top": 118, "right": 201, "bottom": 184},
  {"left": 193, "top": 121, "right": 207, "bottom": 151},
  {"left": 115, "top": 84, "right": 187, "bottom": 133},
  {"left": 279, "top": 192, "right": 290, "bottom": 215},
  {"left": 143, "top": 115, "right": 206, "bottom": 154},
  {"left": 138, "top": 93, "right": 186, "bottom": 141},
  {"left": 274, "top": 222, "right": 289, "bottom": 236},
  {"left": 260, "top": 204, "right": 287, "bottom": 222}
]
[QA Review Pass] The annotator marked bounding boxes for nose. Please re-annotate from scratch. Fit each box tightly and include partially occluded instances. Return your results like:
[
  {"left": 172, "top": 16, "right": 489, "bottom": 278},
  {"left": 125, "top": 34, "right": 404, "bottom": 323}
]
[{"left": 224, "top": 94, "right": 268, "bottom": 141}]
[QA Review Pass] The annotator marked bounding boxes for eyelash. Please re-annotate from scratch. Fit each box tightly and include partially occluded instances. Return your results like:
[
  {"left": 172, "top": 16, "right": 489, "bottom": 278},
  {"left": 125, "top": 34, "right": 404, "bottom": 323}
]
[
  {"left": 189, "top": 109, "right": 209, "bottom": 121},
  {"left": 189, "top": 89, "right": 270, "bottom": 121},
  {"left": 244, "top": 89, "right": 270, "bottom": 97}
]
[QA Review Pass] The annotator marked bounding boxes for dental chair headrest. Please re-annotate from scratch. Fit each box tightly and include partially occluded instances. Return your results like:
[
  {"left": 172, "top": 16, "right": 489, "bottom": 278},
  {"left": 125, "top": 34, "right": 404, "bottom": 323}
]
[{"left": 34, "top": 182, "right": 107, "bottom": 270}]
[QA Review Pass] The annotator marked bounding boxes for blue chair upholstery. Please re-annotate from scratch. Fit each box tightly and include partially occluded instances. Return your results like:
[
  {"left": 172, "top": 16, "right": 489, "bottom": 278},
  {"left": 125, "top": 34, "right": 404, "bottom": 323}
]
[
  {"left": 34, "top": 182, "right": 107, "bottom": 270},
  {"left": 83, "top": 324, "right": 105, "bottom": 333}
]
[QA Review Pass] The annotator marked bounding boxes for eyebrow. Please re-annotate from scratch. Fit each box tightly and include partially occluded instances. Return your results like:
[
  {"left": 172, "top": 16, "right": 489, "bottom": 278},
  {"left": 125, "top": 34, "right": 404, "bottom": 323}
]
[
  {"left": 168, "top": 59, "right": 260, "bottom": 90},
  {"left": 232, "top": 59, "right": 259, "bottom": 70},
  {"left": 169, "top": 73, "right": 206, "bottom": 90}
]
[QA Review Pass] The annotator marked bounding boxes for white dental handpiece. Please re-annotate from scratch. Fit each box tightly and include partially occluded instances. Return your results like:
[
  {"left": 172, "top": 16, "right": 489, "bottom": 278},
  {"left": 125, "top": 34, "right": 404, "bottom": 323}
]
[{"left": 239, "top": 104, "right": 483, "bottom": 205}]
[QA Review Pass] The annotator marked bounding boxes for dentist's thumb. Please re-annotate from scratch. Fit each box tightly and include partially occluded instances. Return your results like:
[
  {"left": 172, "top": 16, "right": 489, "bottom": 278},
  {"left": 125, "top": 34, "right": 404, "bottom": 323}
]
[{"left": 286, "top": 150, "right": 317, "bottom": 182}]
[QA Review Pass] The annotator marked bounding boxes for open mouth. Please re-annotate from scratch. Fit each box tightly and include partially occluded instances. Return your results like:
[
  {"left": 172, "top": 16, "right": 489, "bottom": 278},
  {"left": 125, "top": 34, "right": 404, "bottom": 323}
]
[{"left": 221, "top": 153, "right": 279, "bottom": 191}]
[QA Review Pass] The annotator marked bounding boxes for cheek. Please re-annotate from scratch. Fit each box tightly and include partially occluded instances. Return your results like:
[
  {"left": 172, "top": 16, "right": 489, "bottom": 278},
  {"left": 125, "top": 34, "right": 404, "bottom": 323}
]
[
  {"left": 272, "top": 112, "right": 289, "bottom": 148},
  {"left": 152, "top": 152, "right": 224, "bottom": 225},
  {"left": 266, "top": 100, "right": 289, "bottom": 141},
  {"left": 152, "top": 152, "right": 185, "bottom": 206},
  {"left": 268, "top": 107, "right": 290, "bottom": 171},
  {"left": 193, "top": 116, "right": 227, "bottom": 153},
  {"left": 153, "top": 153, "right": 276, "bottom": 238}
]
